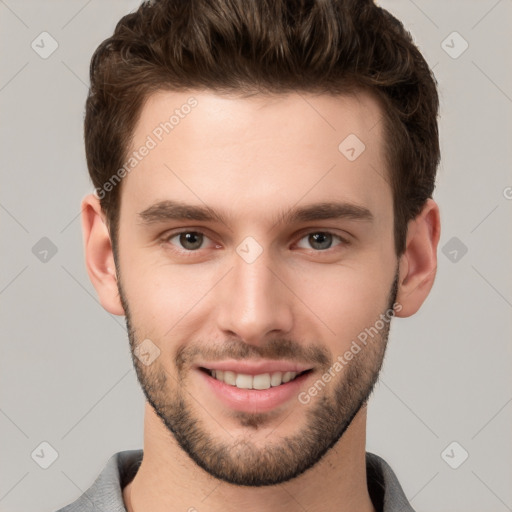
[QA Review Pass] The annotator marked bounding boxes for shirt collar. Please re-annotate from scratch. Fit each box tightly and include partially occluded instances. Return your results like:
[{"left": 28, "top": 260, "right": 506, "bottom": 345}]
[{"left": 57, "top": 449, "right": 415, "bottom": 512}]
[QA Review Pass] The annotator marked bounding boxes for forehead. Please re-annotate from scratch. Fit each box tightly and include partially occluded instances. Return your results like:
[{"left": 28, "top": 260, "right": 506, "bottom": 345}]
[{"left": 120, "top": 89, "right": 391, "bottom": 226}]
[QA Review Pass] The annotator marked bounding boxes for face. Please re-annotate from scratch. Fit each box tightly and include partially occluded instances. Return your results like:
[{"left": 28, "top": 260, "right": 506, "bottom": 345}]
[{"left": 114, "top": 90, "right": 399, "bottom": 486}]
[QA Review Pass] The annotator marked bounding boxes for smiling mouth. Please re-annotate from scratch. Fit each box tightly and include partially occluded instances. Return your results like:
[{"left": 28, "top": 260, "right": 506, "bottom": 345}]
[{"left": 199, "top": 367, "right": 313, "bottom": 390}]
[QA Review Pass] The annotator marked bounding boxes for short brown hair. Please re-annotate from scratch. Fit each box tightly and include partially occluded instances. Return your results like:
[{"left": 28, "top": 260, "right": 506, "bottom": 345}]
[{"left": 84, "top": 0, "right": 440, "bottom": 257}]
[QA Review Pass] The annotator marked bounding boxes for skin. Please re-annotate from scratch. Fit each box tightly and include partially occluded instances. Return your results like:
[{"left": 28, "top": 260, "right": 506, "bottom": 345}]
[{"left": 82, "top": 89, "right": 440, "bottom": 512}]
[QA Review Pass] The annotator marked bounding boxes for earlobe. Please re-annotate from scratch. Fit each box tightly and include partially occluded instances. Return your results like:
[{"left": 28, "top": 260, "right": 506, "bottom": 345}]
[
  {"left": 395, "top": 198, "right": 441, "bottom": 317},
  {"left": 81, "top": 193, "right": 125, "bottom": 316}
]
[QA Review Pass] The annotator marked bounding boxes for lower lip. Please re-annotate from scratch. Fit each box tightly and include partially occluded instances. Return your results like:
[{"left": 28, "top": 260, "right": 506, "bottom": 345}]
[{"left": 198, "top": 369, "right": 312, "bottom": 413}]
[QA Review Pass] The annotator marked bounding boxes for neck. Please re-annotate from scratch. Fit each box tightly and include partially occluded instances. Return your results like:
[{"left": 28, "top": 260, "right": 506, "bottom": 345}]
[{"left": 123, "top": 403, "right": 376, "bottom": 512}]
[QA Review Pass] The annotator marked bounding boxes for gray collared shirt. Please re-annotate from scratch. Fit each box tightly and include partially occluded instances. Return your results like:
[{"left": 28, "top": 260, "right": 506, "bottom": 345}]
[{"left": 55, "top": 449, "right": 415, "bottom": 512}]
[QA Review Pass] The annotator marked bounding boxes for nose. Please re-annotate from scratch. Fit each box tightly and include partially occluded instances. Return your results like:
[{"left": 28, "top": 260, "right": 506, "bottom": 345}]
[{"left": 215, "top": 247, "right": 294, "bottom": 346}]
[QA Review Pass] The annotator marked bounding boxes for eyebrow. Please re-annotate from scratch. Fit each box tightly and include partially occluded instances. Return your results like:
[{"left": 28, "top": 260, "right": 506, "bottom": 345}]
[{"left": 137, "top": 199, "right": 374, "bottom": 227}]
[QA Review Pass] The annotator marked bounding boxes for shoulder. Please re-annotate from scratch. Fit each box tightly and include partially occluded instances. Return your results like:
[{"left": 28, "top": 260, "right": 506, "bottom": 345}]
[
  {"left": 366, "top": 452, "right": 416, "bottom": 512},
  {"left": 54, "top": 449, "right": 143, "bottom": 512}
]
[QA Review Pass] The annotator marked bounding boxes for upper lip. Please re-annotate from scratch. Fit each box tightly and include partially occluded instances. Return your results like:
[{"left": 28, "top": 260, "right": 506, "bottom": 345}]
[{"left": 197, "top": 360, "right": 314, "bottom": 375}]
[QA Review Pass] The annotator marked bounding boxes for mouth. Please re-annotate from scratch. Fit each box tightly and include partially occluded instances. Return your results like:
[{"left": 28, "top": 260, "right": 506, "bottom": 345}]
[
  {"left": 199, "top": 367, "right": 313, "bottom": 390},
  {"left": 197, "top": 363, "right": 316, "bottom": 413}
]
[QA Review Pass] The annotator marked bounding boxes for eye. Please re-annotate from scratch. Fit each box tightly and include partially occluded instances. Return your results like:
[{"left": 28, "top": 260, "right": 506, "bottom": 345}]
[
  {"left": 295, "top": 232, "right": 346, "bottom": 251},
  {"left": 166, "top": 231, "right": 213, "bottom": 251},
  {"left": 161, "top": 230, "right": 347, "bottom": 254}
]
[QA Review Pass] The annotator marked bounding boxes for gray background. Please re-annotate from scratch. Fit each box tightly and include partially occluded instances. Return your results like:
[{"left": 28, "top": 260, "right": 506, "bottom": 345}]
[{"left": 1, "top": 1, "right": 511, "bottom": 511}]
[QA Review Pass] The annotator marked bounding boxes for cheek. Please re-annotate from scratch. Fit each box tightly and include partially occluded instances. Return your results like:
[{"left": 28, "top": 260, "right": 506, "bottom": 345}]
[
  {"left": 120, "top": 255, "right": 220, "bottom": 338},
  {"left": 291, "top": 258, "right": 393, "bottom": 344}
]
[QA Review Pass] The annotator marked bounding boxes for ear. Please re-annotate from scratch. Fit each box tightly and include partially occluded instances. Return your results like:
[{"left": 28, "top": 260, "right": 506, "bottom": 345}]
[
  {"left": 81, "top": 193, "right": 125, "bottom": 316},
  {"left": 395, "top": 198, "right": 441, "bottom": 317}
]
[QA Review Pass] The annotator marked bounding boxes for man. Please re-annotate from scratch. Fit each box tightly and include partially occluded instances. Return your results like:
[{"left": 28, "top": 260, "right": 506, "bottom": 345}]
[{"left": 57, "top": 0, "right": 440, "bottom": 510}]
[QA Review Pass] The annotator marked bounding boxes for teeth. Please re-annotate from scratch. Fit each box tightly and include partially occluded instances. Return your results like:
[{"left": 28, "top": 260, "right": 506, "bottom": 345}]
[
  {"left": 282, "top": 371, "right": 294, "bottom": 383},
  {"left": 253, "top": 374, "right": 271, "bottom": 390},
  {"left": 223, "top": 370, "right": 236, "bottom": 386},
  {"left": 270, "top": 372, "right": 282, "bottom": 386},
  {"left": 235, "top": 373, "right": 253, "bottom": 389},
  {"left": 209, "top": 369, "right": 302, "bottom": 389}
]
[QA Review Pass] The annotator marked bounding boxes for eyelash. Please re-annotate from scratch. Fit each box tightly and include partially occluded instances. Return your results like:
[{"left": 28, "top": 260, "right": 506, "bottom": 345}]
[{"left": 160, "top": 229, "right": 350, "bottom": 256}]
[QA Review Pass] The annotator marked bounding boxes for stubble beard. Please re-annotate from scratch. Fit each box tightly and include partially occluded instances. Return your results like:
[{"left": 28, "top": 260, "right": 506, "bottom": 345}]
[{"left": 118, "top": 268, "right": 399, "bottom": 486}]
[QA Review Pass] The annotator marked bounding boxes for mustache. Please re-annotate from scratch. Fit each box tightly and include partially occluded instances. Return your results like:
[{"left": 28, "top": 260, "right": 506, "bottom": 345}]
[{"left": 175, "top": 337, "right": 331, "bottom": 371}]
